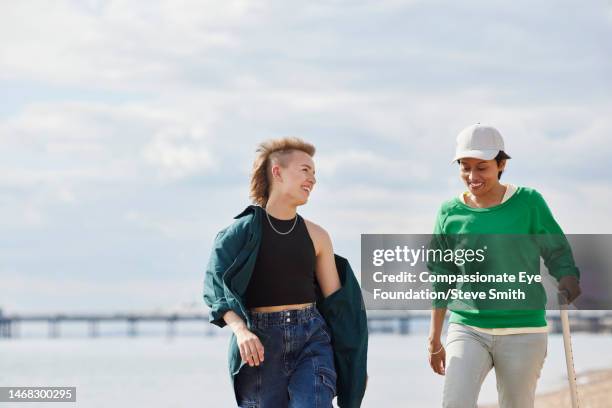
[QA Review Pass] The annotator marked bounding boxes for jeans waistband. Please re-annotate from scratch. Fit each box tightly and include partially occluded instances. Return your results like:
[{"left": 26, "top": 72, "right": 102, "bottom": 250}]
[{"left": 248, "top": 303, "right": 318, "bottom": 328}]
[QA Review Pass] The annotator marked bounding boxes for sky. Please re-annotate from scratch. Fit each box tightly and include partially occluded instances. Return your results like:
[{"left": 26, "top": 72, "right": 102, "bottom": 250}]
[{"left": 1, "top": 0, "right": 611, "bottom": 314}]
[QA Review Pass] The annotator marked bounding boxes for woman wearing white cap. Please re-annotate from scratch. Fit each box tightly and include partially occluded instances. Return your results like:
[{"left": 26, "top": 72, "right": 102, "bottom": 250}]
[{"left": 426, "top": 124, "right": 581, "bottom": 408}]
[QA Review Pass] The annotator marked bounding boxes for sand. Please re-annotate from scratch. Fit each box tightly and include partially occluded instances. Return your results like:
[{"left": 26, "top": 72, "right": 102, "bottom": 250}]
[{"left": 481, "top": 369, "right": 612, "bottom": 408}]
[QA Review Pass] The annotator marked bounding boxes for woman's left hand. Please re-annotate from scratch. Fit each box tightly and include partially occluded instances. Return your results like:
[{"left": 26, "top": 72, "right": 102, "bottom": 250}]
[{"left": 558, "top": 276, "right": 581, "bottom": 303}]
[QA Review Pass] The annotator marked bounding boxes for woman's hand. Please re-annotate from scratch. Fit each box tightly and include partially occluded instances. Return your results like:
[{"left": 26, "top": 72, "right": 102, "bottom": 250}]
[
  {"left": 428, "top": 340, "right": 446, "bottom": 376},
  {"left": 236, "top": 326, "right": 265, "bottom": 367},
  {"left": 558, "top": 275, "right": 581, "bottom": 304},
  {"left": 223, "top": 310, "right": 265, "bottom": 367},
  {"left": 428, "top": 308, "right": 447, "bottom": 375}
]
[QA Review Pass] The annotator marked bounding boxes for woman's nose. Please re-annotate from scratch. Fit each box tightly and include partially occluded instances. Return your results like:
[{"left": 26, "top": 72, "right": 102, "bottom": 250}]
[{"left": 466, "top": 171, "right": 479, "bottom": 181}]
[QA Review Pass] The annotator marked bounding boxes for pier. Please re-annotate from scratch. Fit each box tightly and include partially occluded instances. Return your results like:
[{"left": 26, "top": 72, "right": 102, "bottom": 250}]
[
  {"left": 0, "top": 310, "right": 213, "bottom": 339},
  {"left": 1, "top": 309, "right": 611, "bottom": 339}
]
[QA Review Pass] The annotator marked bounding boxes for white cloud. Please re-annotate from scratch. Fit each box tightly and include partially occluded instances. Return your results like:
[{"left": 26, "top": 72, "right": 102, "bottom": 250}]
[
  {"left": 0, "top": 272, "right": 202, "bottom": 314},
  {"left": 0, "top": 0, "right": 610, "bottom": 312},
  {"left": 0, "top": 101, "right": 218, "bottom": 185},
  {"left": 124, "top": 210, "right": 202, "bottom": 240},
  {"left": 0, "top": 1, "right": 259, "bottom": 88},
  {"left": 142, "top": 125, "right": 216, "bottom": 181}
]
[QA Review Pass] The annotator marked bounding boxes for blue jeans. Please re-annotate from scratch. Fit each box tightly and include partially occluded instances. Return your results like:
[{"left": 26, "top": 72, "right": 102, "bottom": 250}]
[{"left": 235, "top": 304, "right": 337, "bottom": 408}]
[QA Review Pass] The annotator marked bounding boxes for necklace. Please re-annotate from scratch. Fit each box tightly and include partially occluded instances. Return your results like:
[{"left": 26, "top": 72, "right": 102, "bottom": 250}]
[{"left": 265, "top": 209, "right": 298, "bottom": 235}]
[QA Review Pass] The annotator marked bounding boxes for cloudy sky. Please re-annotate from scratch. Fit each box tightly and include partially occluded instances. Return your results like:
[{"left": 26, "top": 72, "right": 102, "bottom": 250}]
[{"left": 1, "top": 0, "right": 611, "bottom": 313}]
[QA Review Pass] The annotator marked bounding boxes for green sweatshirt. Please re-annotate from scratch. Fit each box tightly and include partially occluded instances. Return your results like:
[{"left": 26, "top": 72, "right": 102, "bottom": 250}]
[{"left": 429, "top": 186, "right": 580, "bottom": 328}]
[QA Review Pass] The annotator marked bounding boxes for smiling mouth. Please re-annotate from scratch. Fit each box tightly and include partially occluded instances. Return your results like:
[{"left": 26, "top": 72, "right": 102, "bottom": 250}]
[
  {"left": 302, "top": 185, "right": 312, "bottom": 194},
  {"left": 469, "top": 182, "right": 484, "bottom": 189}
]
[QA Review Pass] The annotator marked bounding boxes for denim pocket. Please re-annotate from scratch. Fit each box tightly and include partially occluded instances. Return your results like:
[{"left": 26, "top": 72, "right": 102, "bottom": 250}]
[
  {"left": 313, "top": 314, "right": 332, "bottom": 343},
  {"left": 235, "top": 364, "right": 261, "bottom": 408},
  {"left": 317, "top": 365, "right": 337, "bottom": 397}
]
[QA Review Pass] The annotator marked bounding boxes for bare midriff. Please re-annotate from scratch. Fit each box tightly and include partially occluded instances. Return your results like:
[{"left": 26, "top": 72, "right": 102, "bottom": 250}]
[{"left": 249, "top": 302, "right": 314, "bottom": 313}]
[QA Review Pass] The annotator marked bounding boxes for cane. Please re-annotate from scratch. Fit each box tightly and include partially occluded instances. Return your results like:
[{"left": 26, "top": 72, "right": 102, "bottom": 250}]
[{"left": 558, "top": 289, "right": 579, "bottom": 408}]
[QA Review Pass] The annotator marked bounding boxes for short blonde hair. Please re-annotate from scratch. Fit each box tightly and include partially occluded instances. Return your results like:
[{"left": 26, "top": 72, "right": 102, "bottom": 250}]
[{"left": 250, "top": 137, "right": 316, "bottom": 207}]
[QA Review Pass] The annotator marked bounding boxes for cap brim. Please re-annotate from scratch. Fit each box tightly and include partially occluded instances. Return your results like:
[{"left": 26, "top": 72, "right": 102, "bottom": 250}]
[{"left": 451, "top": 149, "right": 499, "bottom": 163}]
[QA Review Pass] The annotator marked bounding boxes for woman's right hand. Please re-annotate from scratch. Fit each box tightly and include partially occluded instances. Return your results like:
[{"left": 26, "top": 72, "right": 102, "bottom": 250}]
[
  {"left": 236, "top": 326, "right": 265, "bottom": 367},
  {"left": 428, "top": 308, "right": 447, "bottom": 375},
  {"left": 428, "top": 340, "right": 446, "bottom": 376}
]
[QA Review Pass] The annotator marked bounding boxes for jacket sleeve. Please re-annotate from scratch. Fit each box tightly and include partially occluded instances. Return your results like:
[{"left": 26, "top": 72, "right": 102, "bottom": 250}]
[
  {"left": 318, "top": 256, "right": 368, "bottom": 408},
  {"left": 531, "top": 191, "right": 580, "bottom": 281},
  {"left": 203, "top": 224, "right": 245, "bottom": 328}
]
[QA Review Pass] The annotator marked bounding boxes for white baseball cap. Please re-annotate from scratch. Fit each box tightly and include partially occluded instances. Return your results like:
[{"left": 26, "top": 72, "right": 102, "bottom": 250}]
[{"left": 451, "top": 124, "right": 506, "bottom": 163}]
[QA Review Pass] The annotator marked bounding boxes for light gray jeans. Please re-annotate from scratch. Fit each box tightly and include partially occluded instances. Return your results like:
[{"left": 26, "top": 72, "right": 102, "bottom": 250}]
[{"left": 443, "top": 323, "right": 547, "bottom": 408}]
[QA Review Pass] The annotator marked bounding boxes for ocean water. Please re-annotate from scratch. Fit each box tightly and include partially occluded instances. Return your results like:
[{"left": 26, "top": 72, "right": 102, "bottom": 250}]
[{"left": 1, "top": 330, "right": 611, "bottom": 407}]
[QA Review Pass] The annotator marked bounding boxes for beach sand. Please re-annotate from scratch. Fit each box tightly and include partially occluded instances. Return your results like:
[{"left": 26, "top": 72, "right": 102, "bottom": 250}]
[{"left": 482, "top": 369, "right": 612, "bottom": 408}]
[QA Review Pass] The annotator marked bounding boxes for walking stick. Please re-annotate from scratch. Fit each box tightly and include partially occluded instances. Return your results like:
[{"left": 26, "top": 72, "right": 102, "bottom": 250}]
[{"left": 558, "top": 289, "right": 579, "bottom": 408}]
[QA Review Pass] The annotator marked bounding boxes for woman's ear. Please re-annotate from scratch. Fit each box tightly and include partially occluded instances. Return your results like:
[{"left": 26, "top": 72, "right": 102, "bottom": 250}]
[
  {"left": 271, "top": 164, "right": 282, "bottom": 181},
  {"left": 498, "top": 159, "right": 507, "bottom": 172}
]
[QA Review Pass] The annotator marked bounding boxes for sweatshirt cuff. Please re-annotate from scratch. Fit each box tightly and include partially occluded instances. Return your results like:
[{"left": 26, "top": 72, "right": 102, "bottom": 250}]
[{"left": 552, "top": 267, "right": 580, "bottom": 282}]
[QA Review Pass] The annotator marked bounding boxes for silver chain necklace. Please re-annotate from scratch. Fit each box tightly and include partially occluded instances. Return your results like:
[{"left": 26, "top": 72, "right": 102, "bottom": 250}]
[{"left": 265, "top": 209, "right": 298, "bottom": 235}]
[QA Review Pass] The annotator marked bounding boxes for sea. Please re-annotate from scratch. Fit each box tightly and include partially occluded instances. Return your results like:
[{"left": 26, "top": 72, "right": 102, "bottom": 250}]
[{"left": 1, "top": 321, "right": 611, "bottom": 407}]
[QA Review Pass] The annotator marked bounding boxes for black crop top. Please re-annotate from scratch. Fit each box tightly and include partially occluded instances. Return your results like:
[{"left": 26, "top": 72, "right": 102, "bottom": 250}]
[{"left": 245, "top": 213, "right": 317, "bottom": 308}]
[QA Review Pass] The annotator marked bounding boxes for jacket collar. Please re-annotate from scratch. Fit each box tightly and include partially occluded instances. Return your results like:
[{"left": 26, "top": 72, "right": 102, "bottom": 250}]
[{"left": 233, "top": 204, "right": 262, "bottom": 219}]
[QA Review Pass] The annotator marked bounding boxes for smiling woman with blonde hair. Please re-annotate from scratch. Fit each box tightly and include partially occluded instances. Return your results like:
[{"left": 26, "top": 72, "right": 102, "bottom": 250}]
[{"left": 204, "top": 137, "right": 368, "bottom": 408}]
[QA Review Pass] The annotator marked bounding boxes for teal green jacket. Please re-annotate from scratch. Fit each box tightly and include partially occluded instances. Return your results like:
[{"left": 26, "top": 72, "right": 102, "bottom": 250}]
[{"left": 204, "top": 205, "right": 368, "bottom": 407}]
